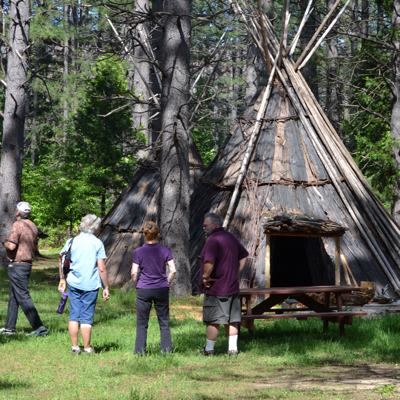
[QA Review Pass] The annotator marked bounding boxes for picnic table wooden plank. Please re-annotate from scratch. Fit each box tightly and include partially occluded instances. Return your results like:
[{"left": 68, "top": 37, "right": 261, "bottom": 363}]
[
  {"left": 241, "top": 311, "right": 367, "bottom": 320},
  {"left": 239, "top": 285, "right": 366, "bottom": 339},
  {"left": 240, "top": 285, "right": 361, "bottom": 295}
]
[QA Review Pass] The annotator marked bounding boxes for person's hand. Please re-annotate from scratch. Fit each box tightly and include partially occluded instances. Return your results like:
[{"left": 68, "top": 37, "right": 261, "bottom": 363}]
[
  {"left": 203, "top": 277, "right": 217, "bottom": 288},
  {"left": 102, "top": 288, "right": 110, "bottom": 301},
  {"left": 58, "top": 281, "right": 66, "bottom": 293},
  {"left": 1, "top": 237, "right": 6, "bottom": 245}
]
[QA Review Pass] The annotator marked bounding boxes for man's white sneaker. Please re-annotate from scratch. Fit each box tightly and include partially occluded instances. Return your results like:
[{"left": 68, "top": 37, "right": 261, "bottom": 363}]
[{"left": 83, "top": 347, "right": 96, "bottom": 355}]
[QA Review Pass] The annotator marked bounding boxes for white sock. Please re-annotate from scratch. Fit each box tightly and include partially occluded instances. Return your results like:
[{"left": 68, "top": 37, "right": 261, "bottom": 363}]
[
  {"left": 228, "top": 335, "right": 238, "bottom": 352},
  {"left": 205, "top": 339, "right": 215, "bottom": 351},
  {"left": 72, "top": 346, "right": 80, "bottom": 351}
]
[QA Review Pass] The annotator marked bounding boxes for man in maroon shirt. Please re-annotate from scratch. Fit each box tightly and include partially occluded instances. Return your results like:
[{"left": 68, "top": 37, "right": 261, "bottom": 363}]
[{"left": 198, "top": 213, "right": 248, "bottom": 356}]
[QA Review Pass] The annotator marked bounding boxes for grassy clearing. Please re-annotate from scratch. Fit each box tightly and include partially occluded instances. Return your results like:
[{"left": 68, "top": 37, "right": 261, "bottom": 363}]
[{"left": 1, "top": 259, "right": 400, "bottom": 399}]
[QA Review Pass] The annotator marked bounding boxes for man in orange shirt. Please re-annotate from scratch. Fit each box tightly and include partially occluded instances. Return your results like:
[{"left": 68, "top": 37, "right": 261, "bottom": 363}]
[{"left": 0, "top": 202, "right": 48, "bottom": 336}]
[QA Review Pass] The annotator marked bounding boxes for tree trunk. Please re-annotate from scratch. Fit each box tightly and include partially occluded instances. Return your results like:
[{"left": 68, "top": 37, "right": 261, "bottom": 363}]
[
  {"left": 31, "top": 43, "right": 39, "bottom": 165},
  {"left": 350, "top": 0, "right": 358, "bottom": 54},
  {"left": 230, "top": 47, "right": 238, "bottom": 128},
  {"left": 63, "top": 1, "right": 69, "bottom": 124},
  {"left": 245, "top": 43, "right": 258, "bottom": 105},
  {"left": 0, "top": 0, "right": 31, "bottom": 265},
  {"left": 246, "top": 0, "right": 273, "bottom": 105},
  {"left": 299, "top": 0, "right": 319, "bottom": 101},
  {"left": 326, "top": 0, "right": 340, "bottom": 136},
  {"left": 390, "top": 0, "right": 400, "bottom": 222},
  {"left": 159, "top": 0, "right": 192, "bottom": 296},
  {"left": 361, "top": 0, "right": 369, "bottom": 38},
  {"left": 150, "top": 0, "right": 163, "bottom": 144},
  {"left": 133, "top": 0, "right": 150, "bottom": 147}
]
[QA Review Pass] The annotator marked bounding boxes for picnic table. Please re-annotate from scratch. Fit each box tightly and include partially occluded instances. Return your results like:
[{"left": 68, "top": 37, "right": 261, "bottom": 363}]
[{"left": 240, "top": 285, "right": 367, "bottom": 339}]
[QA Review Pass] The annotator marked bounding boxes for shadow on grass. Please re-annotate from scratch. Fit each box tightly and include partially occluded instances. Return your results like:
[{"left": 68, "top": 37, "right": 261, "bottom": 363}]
[
  {"left": 0, "top": 380, "right": 29, "bottom": 390},
  {"left": 95, "top": 341, "right": 123, "bottom": 352},
  {"left": 167, "top": 313, "right": 400, "bottom": 364}
]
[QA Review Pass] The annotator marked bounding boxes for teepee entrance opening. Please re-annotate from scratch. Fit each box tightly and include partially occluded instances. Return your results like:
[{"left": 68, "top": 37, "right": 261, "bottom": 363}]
[{"left": 271, "top": 236, "right": 314, "bottom": 287}]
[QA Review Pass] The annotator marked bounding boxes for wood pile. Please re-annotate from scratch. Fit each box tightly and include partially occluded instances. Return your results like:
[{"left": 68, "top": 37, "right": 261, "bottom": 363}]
[
  {"left": 308, "top": 288, "right": 375, "bottom": 306},
  {"left": 261, "top": 211, "right": 348, "bottom": 235}
]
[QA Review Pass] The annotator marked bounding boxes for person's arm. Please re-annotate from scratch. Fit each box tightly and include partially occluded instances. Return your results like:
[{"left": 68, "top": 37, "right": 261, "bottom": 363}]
[
  {"left": 131, "top": 262, "right": 140, "bottom": 289},
  {"left": 1, "top": 238, "right": 16, "bottom": 251},
  {"left": 167, "top": 259, "right": 176, "bottom": 285},
  {"left": 98, "top": 259, "right": 110, "bottom": 301},
  {"left": 58, "top": 257, "right": 66, "bottom": 293},
  {"left": 238, "top": 257, "right": 247, "bottom": 274},
  {"left": 203, "top": 261, "right": 217, "bottom": 288}
]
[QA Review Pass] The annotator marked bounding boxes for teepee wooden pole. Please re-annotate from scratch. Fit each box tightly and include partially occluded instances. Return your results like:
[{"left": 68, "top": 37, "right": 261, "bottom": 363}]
[
  {"left": 191, "top": 29, "right": 227, "bottom": 92},
  {"left": 138, "top": 24, "right": 163, "bottom": 90},
  {"left": 105, "top": 15, "right": 160, "bottom": 109},
  {"left": 298, "top": 0, "right": 351, "bottom": 70},
  {"left": 288, "top": 0, "right": 313, "bottom": 56},
  {"left": 223, "top": 53, "right": 279, "bottom": 228},
  {"left": 278, "top": 0, "right": 289, "bottom": 68},
  {"left": 335, "top": 237, "right": 341, "bottom": 285},
  {"left": 294, "top": 0, "right": 342, "bottom": 71},
  {"left": 265, "top": 233, "right": 271, "bottom": 290},
  {"left": 189, "top": 48, "right": 225, "bottom": 122}
]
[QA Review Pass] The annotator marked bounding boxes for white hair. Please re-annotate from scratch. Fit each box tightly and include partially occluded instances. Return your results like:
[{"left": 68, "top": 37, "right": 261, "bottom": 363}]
[
  {"left": 80, "top": 214, "right": 101, "bottom": 234},
  {"left": 19, "top": 211, "right": 31, "bottom": 219}
]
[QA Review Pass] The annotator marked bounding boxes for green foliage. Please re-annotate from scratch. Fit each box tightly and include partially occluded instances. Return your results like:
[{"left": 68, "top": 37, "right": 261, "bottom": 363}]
[
  {"left": 191, "top": 128, "right": 218, "bottom": 166},
  {"left": 341, "top": 50, "right": 397, "bottom": 210},
  {"left": 22, "top": 57, "right": 145, "bottom": 232}
]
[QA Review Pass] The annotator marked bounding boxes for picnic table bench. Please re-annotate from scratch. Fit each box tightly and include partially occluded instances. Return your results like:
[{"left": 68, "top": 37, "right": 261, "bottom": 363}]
[{"left": 240, "top": 285, "right": 367, "bottom": 339}]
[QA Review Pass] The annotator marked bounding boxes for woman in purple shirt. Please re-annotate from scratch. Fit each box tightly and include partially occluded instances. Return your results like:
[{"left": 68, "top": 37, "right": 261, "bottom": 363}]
[{"left": 131, "top": 222, "right": 176, "bottom": 355}]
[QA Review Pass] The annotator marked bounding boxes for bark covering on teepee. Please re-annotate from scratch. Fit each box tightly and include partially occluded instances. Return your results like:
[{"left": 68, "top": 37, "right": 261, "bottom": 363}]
[{"left": 98, "top": 138, "right": 204, "bottom": 286}]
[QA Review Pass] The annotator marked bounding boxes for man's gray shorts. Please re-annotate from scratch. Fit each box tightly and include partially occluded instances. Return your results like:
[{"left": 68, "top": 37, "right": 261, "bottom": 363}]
[{"left": 203, "top": 293, "right": 241, "bottom": 325}]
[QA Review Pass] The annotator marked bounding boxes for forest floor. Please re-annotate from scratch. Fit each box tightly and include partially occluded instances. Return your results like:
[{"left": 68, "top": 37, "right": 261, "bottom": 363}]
[{"left": 0, "top": 252, "right": 399, "bottom": 399}]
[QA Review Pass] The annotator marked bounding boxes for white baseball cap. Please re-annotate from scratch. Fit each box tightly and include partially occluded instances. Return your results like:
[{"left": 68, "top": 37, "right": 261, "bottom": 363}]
[{"left": 15, "top": 202, "right": 31, "bottom": 213}]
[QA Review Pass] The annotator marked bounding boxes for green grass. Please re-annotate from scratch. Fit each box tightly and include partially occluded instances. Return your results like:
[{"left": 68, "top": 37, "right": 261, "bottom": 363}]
[{"left": 1, "top": 265, "right": 400, "bottom": 399}]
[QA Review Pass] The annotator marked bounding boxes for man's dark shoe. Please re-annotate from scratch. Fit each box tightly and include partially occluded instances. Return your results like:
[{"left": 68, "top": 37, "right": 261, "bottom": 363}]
[
  {"left": 202, "top": 348, "right": 215, "bottom": 357},
  {"left": 0, "top": 328, "right": 15, "bottom": 336},
  {"left": 26, "top": 326, "right": 48, "bottom": 337},
  {"left": 228, "top": 350, "right": 238, "bottom": 357}
]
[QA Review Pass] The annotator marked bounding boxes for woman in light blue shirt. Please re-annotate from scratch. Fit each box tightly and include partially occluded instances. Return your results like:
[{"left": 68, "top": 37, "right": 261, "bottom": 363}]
[{"left": 59, "top": 214, "right": 109, "bottom": 355}]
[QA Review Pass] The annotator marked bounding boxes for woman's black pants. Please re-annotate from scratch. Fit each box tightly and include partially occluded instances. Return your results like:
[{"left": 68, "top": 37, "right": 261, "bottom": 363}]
[{"left": 134, "top": 287, "right": 172, "bottom": 355}]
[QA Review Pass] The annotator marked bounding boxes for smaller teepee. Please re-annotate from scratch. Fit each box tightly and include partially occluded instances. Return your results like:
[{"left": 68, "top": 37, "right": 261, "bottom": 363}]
[{"left": 98, "top": 138, "right": 205, "bottom": 286}]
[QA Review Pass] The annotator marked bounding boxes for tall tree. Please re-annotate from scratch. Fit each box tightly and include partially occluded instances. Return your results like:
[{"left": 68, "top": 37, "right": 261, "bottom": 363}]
[
  {"left": 350, "top": 0, "right": 358, "bottom": 54},
  {"left": 299, "top": 0, "right": 319, "bottom": 100},
  {"left": 132, "top": 0, "right": 151, "bottom": 144},
  {"left": 0, "top": 0, "right": 31, "bottom": 265},
  {"left": 159, "top": 0, "right": 192, "bottom": 296},
  {"left": 390, "top": 0, "right": 400, "bottom": 223},
  {"left": 326, "top": 0, "right": 341, "bottom": 135},
  {"left": 361, "top": 0, "right": 369, "bottom": 38}
]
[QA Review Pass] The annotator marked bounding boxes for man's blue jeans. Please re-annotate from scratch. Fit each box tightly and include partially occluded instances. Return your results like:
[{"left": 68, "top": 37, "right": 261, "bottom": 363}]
[{"left": 5, "top": 263, "right": 44, "bottom": 330}]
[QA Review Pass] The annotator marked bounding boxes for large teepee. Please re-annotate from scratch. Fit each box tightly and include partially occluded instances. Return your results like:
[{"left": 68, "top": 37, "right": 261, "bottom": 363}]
[
  {"left": 190, "top": 0, "right": 400, "bottom": 296},
  {"left": 98, "top": 138, "right": 204, "bottom": 286}
]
